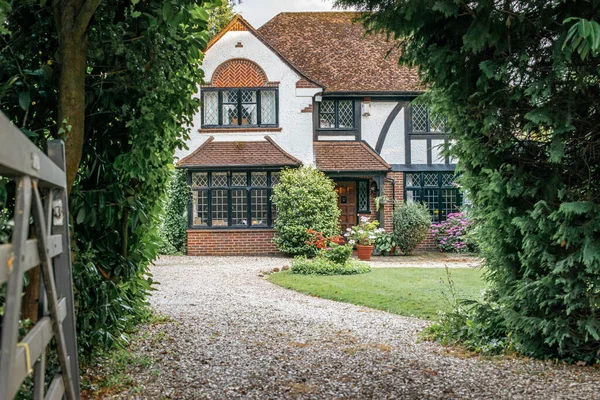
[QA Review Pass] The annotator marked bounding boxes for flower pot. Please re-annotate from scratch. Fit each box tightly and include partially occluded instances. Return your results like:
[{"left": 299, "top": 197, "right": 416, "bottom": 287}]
[{"left": 356, "top": 244, "right": 374, "bottom": 261}]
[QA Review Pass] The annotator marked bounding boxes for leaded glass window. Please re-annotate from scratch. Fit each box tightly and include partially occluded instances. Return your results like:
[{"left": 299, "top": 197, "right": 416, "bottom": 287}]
[
  {"left": 404, "top": 172, "right": 461, "bottom": 222},
  {"left": 193, "top": 190, "right": 208, "bottom": 226},
  {"left": 188, "top": 171, "right": 281, "bottom": 228},
  {"left": 211, "top": 189, "right": 228, "bottom": 226},
  {"left": 319, "top": 99, "right": 355, "bottom": 129},
  {"left": 231, "top": 189, "right": 247, "bottom": 226},
  {"left": 252, "top": 172, "right": 267, "bottom": 187},
  {"left": 202, "top": 88, "right": 278, "bottom": 127},
  {"left": 411, "top": 104, "right": 449, "bottom": 134},
  {"left": 231, "top": 172, "right": 247, "bottom": 187},
  {"left": 192, "top": 172, "right": 208, "bottom": 188},
  {"left": 251, "top": 189, "right": 268, "bottom": 226},
  {"left": 358, "top": 181, "right": 369, "bottom": 212}
]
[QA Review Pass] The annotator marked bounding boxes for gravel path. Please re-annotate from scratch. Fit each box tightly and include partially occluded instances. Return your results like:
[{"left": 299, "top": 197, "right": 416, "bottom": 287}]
[{"left": 120, "top": 256, "right": 599, "bottom": 399}]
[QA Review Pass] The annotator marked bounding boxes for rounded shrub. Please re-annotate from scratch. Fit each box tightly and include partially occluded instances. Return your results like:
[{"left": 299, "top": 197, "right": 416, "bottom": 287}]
[
  {"left": 272, "top": 166, "right": 340, "bottom": 256},
  {"left": 392, "top": 201, "right": 431, "bottom": 255}
]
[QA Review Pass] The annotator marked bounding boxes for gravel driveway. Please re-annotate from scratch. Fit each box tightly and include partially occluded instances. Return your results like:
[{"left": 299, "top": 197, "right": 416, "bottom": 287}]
[{"left": 122, "top": 256, "right": 599, "bottom": 399}]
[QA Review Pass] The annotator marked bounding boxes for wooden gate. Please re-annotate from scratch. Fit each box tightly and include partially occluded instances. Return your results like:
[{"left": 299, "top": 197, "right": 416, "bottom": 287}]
[{"left": 0, "top": 112, "right": 80, "bottom": 399}]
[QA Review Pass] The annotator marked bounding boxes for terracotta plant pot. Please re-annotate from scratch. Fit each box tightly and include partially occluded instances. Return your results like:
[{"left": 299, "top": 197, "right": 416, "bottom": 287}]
[{"left": 356, "top": 244, "right": 374, "bottom": 261}]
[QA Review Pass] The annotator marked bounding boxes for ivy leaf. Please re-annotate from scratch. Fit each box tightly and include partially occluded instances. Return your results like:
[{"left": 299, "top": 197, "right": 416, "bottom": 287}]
[{"left": 18, "top": 91, "right": 30, "bottom": 111}]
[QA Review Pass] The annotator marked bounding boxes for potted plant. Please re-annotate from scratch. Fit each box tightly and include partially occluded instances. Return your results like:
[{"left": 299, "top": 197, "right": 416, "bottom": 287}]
[
  {"left": 374, "top": 195, "right": 388, "bottom": 212},
  {"left": 375, "top": 232, "right": 396, "bottom": 256},
  {"left": 344, "top": 216, "right": 385, "bottom": 261}
]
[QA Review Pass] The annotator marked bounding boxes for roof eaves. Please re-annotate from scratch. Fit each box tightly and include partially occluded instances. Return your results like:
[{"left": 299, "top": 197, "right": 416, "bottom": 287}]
[
  {"left": 177, "top": 136, "right": 215, "bottom": 166},
  {"left": 264, "top": 136, "right": 303, "bottom": 165},
  {"left": 360, "top": 140, "right": 392, "bottom": 170}
]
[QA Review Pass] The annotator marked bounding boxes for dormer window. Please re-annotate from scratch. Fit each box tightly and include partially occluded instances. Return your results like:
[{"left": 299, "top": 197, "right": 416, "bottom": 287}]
[
  {"left": 202, "top": 88, "right": 278, "bottom": 128},
  {"left": 319, "top": 99, "right": 355, "bottom": 129}
]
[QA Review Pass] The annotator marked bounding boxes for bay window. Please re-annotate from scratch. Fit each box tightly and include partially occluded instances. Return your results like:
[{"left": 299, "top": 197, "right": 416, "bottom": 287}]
[
  {"left": 404, "top": 172, "right": 461, "bottom": 222},
  {"left": 201, "top": 88, "right": 278, "bottom": 127},
  {"left": 189, "top": 171, "right": 280, "bottom": 228}
]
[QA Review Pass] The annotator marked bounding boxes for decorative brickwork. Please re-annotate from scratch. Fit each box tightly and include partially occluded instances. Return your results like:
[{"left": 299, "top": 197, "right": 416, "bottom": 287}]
[
  {"left": 230, "top": 20, "right": 247, "bottom": 31},
  {"left": 187, "top": 229, "right": 280, "bottom": 256},
  {"left": 210, "top": 59, "right": 269, "bottom": 88}
]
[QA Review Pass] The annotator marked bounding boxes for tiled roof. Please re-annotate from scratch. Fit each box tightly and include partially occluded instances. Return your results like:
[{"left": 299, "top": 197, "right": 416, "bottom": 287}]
[
  {"left": 178, "top": 136, "right": 302, "bottom": 168},
  {"left": 314, "top": 141, "right": 391, "bottom": 172},
  {"left": 258, "top": 12, "right": 423, "bottom": 93}
]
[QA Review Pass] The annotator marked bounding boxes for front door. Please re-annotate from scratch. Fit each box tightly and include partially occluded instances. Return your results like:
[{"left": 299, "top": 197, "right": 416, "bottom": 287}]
[{"left": 335, "top": 181, "right": 357, "bottom": 233}]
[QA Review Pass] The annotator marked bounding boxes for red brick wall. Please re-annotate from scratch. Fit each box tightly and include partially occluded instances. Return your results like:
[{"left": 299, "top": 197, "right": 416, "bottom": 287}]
[
  {"left": 380, "top": 171, "right": 438, "bottom": 252},
  {"left": 187, "top": 229, "right": 280, "bottom": 256}
]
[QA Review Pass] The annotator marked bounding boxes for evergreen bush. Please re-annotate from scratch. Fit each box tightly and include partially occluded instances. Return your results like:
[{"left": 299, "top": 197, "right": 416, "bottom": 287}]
[
  {"left": 392, "top": 202, "right": 431, "bottom": 255},
  {"left": 272, "top": 166, "right": 340, "bottom": 256},
  {"left": 291, "top": 257, "right": 371, "bottom": 275},
  {"left": 335, "top": 0, "right": 600, "bottom": 362},
  {"left": 159, "top": 168, "right": 189, "bottom": 254}
]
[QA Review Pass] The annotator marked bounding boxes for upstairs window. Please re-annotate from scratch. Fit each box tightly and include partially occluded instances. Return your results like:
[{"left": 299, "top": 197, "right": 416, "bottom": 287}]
[
  {"left": 319, "top": 99, "right": 355, "bottom": 129},
  {"left": 202, "top": 88, "right": 278, "bottom": 128},
  {"left": 410, "top": 105, "right": 448, "bottom": 134}
]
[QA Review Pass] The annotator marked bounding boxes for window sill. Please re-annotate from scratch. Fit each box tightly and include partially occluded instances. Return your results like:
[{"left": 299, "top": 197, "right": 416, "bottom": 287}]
[
  {"left": 199, "top": 127, "right": 282, "bottom": 133},
  {"left": 187, "top": 228, "right": 275, "bottom": 232}
]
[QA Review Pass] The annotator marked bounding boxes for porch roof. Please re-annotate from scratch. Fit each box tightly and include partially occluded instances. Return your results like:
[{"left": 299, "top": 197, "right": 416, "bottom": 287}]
[
  {"left": 177, "top": 136, "right": 302, "bottom": 168},
  {"left": 313, "top": 141, "right": 391, "bottom": 172}
]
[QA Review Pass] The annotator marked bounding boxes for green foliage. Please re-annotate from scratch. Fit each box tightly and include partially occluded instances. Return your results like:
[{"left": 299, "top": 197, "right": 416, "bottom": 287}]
[
  {"left": 272, "top": 166, "right": 341, "bottom": 256},
  {"left": 392, "top": 202, "right": 431, "bottom": 255},
  {"left": 291, "top": 257, "right": 371, "bottom": 276},
  {"left": 0, "top": 0, "right": 216, "bottom": 352},
  {"left": 207, "top": 0, "right": 236, "bottom": 38},
  {"left": 336, "top": 0, "right": 600, "bottom": 362},
  {"left": 424, "top": 267, "right": 510, "bottom": 355},
  {"left": 320, "top": 243, "right": 353, "bottom": 265},
  {"left": 159, "top": 169, "right": 189, "bottom": 254},
  {"left": 375, "top": 231, "right": 396, "bottom": 254}
]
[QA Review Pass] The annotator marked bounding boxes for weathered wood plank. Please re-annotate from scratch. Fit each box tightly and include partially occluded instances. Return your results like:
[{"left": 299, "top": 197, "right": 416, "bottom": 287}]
[
  {"left": 8, "top": 299, "right": 67, "bottom": 399},
  {"left": 44, "top": 374, "right": 65, "bottom": 400},
  {"left": 0, "top": 235, "right": 63, "bottom": 285},
  {"left": 0, "top": 113, "right": 66, "bottom": 188}
]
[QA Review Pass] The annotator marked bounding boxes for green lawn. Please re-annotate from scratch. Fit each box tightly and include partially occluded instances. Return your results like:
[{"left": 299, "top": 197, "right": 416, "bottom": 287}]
[{"left": 268, "top": 267, "right": 486, "bottom": 320}]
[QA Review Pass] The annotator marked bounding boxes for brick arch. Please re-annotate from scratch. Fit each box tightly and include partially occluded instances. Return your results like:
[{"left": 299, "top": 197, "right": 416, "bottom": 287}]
[{"left": 211, "top": 59, "right": 269, "bottom": 87}]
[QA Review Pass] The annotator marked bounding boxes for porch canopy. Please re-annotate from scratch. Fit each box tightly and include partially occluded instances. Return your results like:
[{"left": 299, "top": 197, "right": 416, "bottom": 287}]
[{"left": 313, "top": 141, "right": 391, "bottom": 173}]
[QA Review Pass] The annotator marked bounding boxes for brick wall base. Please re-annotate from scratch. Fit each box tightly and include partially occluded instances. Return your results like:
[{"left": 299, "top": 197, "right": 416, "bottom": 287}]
[{"left": 187, "top": 229, "right": 280, "bottom": 256}]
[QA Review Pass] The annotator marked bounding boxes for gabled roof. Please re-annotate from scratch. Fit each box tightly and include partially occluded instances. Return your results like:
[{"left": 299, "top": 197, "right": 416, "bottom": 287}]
[
  {"left": 206, "top": 15, "right": 323, "bottom": 88},
  {"left": 178, "top": 136, "right": 302, "bottom": 168},
  {"left": 258, "top": 12, "right": 423, "bottom": 94},
  {"left": 314, "top": 141, "right": 391, "bottom": 172}
]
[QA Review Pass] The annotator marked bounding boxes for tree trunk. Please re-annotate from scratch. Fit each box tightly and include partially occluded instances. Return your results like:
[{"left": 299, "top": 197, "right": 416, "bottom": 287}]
[
  {"left": 55, "top": 0, "right": 102, "bottom": 193},
  {"left": 21, "top": 267, "right": 41, "bottom": 323}
]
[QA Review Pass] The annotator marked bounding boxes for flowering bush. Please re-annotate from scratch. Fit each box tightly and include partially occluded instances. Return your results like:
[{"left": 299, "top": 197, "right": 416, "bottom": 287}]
[
  {"left": 431, "top": 212, "right": 477, "bottom": 253},
  {"left": 344, "top": 216, "right": 385, "bottom": 245},
  {"left": 306, "top": 230, "right": 351, "bottom": 264}
]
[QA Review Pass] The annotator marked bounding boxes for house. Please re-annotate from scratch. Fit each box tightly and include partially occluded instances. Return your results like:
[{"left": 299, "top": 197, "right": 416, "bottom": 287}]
[{"left": 177, "top": 12, "right": 461, "bottom": 256}]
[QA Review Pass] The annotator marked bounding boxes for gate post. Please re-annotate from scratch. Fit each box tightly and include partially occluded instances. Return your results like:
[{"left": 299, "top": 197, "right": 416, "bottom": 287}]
[{"left": 47, "top": 140, "right": 81, "bottom": 399}]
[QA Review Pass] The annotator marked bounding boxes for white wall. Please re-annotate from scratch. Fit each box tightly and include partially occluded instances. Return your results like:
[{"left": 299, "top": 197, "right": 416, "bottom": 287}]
[{"left": 176, "top": 30, "right": 319, "bottom": 165}]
